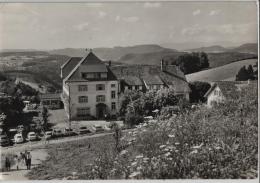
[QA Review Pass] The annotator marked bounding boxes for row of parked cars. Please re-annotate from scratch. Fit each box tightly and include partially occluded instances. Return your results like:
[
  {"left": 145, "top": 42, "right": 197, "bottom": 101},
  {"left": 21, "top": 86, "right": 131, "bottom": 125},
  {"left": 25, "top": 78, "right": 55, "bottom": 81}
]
[{"left": 0, "top": 124, "right": 109, "bottom": 147}]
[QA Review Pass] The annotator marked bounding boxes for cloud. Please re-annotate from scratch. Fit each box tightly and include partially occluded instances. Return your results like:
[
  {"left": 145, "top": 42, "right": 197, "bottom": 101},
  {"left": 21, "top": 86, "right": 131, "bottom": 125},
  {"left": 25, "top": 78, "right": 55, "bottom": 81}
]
[
  {"left": 192, "top": 9, "right": 201, "bottom": 16},
  {"left": 181, "top": 23, "right": 253, "bottom": 36},
  {"left": 143, "top": 2, "right": 161, "bottom": 8},
  {"left": 73, "top": 22, "right": 89, "bottom": 31},
  {"left": 209, "top": 10, "right": 221, "bottom": 16},
  {"left": 85, "top": 3, "right": 103, "bottom": 8},
  {"left": 98, "top": 11, "right": 107, "bottom": 18},
  {"left": 123, "top": 16, "right": 139, "bottom": 23},
  {"left": 115, "top": 15, "right": 121, "bottom": 22}
]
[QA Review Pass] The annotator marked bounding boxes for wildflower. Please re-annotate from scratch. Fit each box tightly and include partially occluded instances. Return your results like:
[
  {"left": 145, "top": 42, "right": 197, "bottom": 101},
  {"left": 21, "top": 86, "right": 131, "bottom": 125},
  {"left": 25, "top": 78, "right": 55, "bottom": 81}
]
[
  {"left": 168, "top": 134, "right": 175, "bottom": 138},
  {"left": 164, "top": 152, "right": 171, "bottom": 157},
  {"left": 129, "top": 171, "right": 141, "bottom": 178},
  {"left": 192, "top": 143, "right": 204, "bottom": 149},
  {"left": 190, "top": 149, "right": 198, "bottom": 154},
  {"left": 175, "top": 142, "right": 180, "bottom": 145},
  {"left": 143, "top": 157, "right": 149, "bottom": 162},
  {"left": 131, "top": 162, "right": 137, "bottom": 166},
  {"left": 143, "top": 123, "right": 147, "bottom": 127},
  {"left": 120, "top": 150, "right": 128, "bottom": 156},
  {"left": 215, "top": 146, "right": 221, "bottom": 150},
  {"left": 159, "top": 145, "right": 166, "bottom": 149},
  {"left": 135, "top": 154, "right": 144, "bottom": 159}
]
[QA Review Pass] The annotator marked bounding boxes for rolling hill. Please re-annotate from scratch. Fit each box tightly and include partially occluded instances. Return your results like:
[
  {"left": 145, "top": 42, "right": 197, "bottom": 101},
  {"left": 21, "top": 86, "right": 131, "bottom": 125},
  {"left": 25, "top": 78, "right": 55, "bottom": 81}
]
[
  {"left": 49, "top": 44, "right": 176, "bottom": 61},
  {"left": 186, "top": 58, "right": 257, "bottom": 82},
  {"left": 186, "top": 43, "right": 257, "bottom": 54},
  {"left": 186, "top": 45, "right": 228, "bottom": 53}
]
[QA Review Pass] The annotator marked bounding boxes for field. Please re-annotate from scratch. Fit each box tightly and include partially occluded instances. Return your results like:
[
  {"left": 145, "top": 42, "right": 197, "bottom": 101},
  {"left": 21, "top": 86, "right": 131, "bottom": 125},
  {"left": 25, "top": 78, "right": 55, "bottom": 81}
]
[{"left": 186, "top": 59, "right": 257, "bottom": 82}]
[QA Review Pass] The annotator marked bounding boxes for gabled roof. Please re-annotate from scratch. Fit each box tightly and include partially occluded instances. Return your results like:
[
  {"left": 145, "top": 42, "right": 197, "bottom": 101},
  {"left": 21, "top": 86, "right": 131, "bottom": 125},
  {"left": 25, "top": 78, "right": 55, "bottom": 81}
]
[
  {"left": 122, "top": 76, "right": 143, "bottom": 86},
  {"left": 61, "top": 57, "right": 82, "bottom": 79},
  {"left": 110, "top": 65, "right": 190, "bottom": 93},
  {"left": 64, "top": 51, "right": 111, "bottom": 82},
  {"left": 143, "top": 75, "right": 164, "bottom": 85},
  {"left": 204, "top": 81, "right": 246, "bottom": 98}
]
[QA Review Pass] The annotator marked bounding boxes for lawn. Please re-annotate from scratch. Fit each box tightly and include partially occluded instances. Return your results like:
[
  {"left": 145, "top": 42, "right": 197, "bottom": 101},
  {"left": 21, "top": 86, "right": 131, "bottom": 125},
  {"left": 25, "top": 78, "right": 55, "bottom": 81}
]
[{"left": 186, "top": 59, "right": 257, "bottom": 82}]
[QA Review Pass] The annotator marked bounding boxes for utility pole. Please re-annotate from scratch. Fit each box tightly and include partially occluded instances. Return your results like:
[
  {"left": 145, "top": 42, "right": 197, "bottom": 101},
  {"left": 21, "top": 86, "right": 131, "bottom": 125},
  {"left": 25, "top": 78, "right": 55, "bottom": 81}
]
[{"left": 68, "top": 84, "right": 71, "bottom": 130}]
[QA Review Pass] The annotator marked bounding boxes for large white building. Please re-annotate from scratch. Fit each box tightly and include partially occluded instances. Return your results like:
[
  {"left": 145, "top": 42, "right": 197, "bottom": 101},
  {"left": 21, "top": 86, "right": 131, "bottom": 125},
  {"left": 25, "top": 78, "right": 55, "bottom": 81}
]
[{"left": 61, "top": 50, "right": 191, "bottom": 120}]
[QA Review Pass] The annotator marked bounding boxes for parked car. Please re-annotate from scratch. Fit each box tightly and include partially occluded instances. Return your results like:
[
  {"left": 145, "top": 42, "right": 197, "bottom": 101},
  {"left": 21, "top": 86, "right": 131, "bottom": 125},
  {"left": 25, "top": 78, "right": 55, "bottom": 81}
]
[
  {"left": 0, "top": 135, "right": 11, "bottom": 146},
  {"left": 14, "top": 133, "right": 24, "bottom": 143},
  {"left": 63, "top": 128, "right": 77, "bottom": 137},
  {"left": 9, "top": 128, "right": 18, "bottom": 142},
  {"left": 44, "top": 131, "right": 53, "bottom": 140},
  {"left": 92, "top": 124, "right": 105, "bottom": 133},
  {"left": 53, "top": 129, "right": 63, "bottom": 137},
  {"left": 27, "top": 132, "right": 37, "bottom": 141},
  {"left": 78, "top": 126, "right": 92, "bottom": 135}
]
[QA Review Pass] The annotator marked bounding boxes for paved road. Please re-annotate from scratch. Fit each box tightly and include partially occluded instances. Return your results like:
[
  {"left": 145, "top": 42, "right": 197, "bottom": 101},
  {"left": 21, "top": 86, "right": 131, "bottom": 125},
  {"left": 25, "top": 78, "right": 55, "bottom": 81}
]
[
  {"left": 1, "top": 132, "right": 112, "bottom": 154},
  {"left": 0, "top": 149, "right": 48, "bottom": 180}
]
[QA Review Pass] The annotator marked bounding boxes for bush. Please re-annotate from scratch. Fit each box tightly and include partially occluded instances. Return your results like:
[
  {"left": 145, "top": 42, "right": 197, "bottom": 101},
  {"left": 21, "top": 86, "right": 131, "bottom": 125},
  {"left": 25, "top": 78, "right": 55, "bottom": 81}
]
[{"left": 125, "top": 113, "right": 144, "bottom": 127}]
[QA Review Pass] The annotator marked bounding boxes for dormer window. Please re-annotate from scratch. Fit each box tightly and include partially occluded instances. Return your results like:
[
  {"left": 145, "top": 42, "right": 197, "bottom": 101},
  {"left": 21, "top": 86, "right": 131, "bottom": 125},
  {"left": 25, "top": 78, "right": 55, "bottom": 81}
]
[{"left": 81, "top": 72, "right": 107, "bottom": 79}]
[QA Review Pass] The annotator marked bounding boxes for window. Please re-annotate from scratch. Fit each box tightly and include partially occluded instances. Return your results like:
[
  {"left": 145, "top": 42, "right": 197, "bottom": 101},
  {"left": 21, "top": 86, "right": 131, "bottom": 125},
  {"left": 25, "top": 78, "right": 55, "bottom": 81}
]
[
  {"left": 135, "top": 86, "right": 139, "bottom": 90},
  {"left": 78, "top": 96, "right": 88, "bottom": 103},
  {"left": 111, "top": 102, "right": 116, "bottom": 110},
  {"left": 101, "top": 73, "right": 107, "bottom": 78},
  {"left": 77, "top": 107, "right": 90, "bottom": 117},
  {"left": 96, "top": 95, "right": 105, "bottom": 102},
  {"left": 111, "top": 84, "right": 116, "bottom": 88},
  {"left": 111, "top": 91, "right": 116, "bottom": 99},
  {"left": 96, "top": 84, "right": 105, "bottom": 91},
  {"left": 78, "top": 85, "right": 88, "bottom": 92}
]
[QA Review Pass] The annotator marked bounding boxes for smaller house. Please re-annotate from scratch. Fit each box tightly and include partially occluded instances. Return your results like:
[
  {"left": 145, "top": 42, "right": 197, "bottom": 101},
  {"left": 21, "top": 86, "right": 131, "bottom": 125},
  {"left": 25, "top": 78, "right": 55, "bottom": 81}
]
[
  {"left": 204, "top": 80, "right": 256, "bottom": 107},
  {"left": 40, "top": 93, "right": 62, "bottom": 109}
]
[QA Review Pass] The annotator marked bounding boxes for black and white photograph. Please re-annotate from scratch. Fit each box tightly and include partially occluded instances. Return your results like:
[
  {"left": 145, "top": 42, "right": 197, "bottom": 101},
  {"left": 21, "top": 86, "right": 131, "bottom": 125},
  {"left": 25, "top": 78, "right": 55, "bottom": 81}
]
[{"left": 0, "top": 0, "right": 258, "bottom": 181}]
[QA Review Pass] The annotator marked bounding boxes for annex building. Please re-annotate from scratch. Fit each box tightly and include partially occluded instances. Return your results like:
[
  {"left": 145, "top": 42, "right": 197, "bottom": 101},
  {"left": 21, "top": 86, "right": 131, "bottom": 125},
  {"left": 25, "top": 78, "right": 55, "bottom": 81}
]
[{"left": 61, "top": 50, "right": 190, "bottom": 120}]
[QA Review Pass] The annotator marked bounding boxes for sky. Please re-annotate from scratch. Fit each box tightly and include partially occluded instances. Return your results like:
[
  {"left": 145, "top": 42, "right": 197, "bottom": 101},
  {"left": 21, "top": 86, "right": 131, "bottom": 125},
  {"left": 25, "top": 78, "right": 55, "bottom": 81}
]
[{"left": 0, "top": 1, "right": 258, "bottom": 50}]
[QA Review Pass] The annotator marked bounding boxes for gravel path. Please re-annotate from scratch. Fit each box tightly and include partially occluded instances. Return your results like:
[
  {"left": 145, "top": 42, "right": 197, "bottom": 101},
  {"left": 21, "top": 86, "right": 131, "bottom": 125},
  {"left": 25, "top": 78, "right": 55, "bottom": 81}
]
[
  {"left": 0, "top": 132, "right": 113, "bottom": 180},
  {"left": 0, "top": 149, "right": 48, "bottom": 180}
]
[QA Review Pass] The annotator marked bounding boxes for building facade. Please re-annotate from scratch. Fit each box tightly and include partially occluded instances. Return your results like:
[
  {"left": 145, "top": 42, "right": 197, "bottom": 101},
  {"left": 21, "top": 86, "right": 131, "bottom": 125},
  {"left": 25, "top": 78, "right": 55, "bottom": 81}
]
[
  {"left": 61, "top": 51, "right": 190, "bottom": 120},
  {"left": 61, "top": 51, "right": 119, "bottom": 120}
]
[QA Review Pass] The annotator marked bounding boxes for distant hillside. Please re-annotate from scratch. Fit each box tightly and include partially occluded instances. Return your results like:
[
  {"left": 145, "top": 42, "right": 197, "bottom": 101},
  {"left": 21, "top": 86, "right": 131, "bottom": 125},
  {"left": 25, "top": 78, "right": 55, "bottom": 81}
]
[
  {"left": 0, "top": 51, "right": 49, "bottom": 57},
  {"left": 186, "top": 59, "right": 257, "bottom": 82},
  {"left": 49, "top": 44, "right": 176, "bottom": 61},
  {"left": 231, "top": 43, "right": 258, "bottom": 54},
  {"left": 118, "top": 50, "right": 183, "bottom": 65},
  {"left": 117, "top": 50, "right": 256, "bottom": 68},
  {"left": 186, "top": 43, "right": 258, "bottom": 54},
  {"left": 186, "top": 45, "right": 228, "bottom": 53}
]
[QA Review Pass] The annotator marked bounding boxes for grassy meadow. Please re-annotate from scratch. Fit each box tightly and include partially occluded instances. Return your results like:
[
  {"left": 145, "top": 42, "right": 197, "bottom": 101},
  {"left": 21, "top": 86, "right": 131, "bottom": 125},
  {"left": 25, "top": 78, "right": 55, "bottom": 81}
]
[{"left": 27, "top": 83, "right": 258, "bottom": 180}]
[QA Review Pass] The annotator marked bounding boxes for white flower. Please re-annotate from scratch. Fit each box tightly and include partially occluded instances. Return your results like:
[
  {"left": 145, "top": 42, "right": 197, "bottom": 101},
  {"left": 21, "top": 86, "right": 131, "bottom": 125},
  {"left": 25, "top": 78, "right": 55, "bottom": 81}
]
[
  {"left": 175, "top": 142, "right": 180, "bottom": 145},
  {"left": 159, "top": 145, "right": 166, "bottom": 149},
  {"left": 135, "top": 154, "right": 144, "bottom": 159},
  {"left": 168, "top": 134, "right": 175, "bottom": 138},
  {"left": 129, "top": 171, "right": 141, "bottom": 178},
  {"left": 164, "top": 152, "right": 171, "bottom": 157},
  {"left": 192, "top": 143, "right": 204, "bottom": 149},
  {"left": 120, "top": 150, "right": 128, "bottom": 156},
  {"left": 190, "top": 149, "right": 198, "bottom": 154},
  {"left": 131, "top": 162, "right": 137, "bottom": 166}
]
